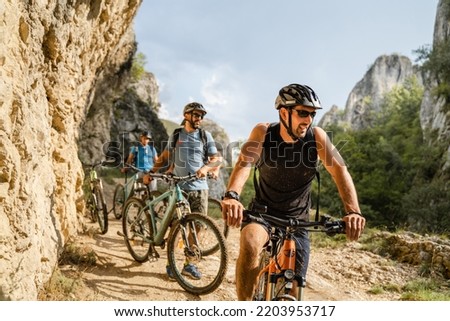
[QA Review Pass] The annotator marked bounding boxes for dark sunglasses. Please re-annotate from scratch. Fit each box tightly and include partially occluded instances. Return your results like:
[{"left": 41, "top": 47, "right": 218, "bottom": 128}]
[
  {"left": 191, "top": 112, "right": 204, "bottom": 119},
  {"left": 293, "top": 109, "right": 316, "bottom": 118}
]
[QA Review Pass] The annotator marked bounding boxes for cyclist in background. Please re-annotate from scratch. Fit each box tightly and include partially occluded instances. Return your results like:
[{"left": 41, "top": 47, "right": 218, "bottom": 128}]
[
  {"left": 122, "top": 130, "right": 158, "bottom": 191},
  {"left": 147, "top": 102, "right": 221, "bottom": 280},
  {"left": 221, "top": 83, "right": 366, "bottom": 300}
]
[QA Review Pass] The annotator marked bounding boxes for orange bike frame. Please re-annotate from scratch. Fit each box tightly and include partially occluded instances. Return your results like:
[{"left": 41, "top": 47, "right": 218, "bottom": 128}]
[{"left": 258, "top": 235, "right": 300, "bottom": 300}]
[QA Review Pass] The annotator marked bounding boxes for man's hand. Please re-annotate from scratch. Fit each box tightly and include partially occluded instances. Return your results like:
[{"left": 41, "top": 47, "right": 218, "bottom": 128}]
[
  {"left": 143, "top": 174, "right": 152, "bottom": 185},
  {"left": 343, "top": 214, "right": 366, "bottom": 241},
  {"left": 120, "top": 167, "right": 128, "bottom": 173},
  {"left": 196, "top": 166, "right": 209, "bottom": 178},
  {"left": 221, "top": 198, "right": 245, "bottom": 228}
]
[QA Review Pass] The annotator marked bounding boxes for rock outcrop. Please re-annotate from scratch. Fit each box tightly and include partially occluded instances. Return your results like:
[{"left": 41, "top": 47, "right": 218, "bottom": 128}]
[
  {"left": 0, "top": 0, "right": 142, "bottom": 300},
  {"left": 318, "top": 54, "right": 422, "bottom": 130}
]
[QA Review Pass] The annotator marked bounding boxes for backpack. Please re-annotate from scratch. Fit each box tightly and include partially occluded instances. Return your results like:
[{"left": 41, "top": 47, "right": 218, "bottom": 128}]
[
  {"left": 171, "top": 127, "right": 209, "bottom": 165},
  {"left": 130, "top": 144, "right": 153, "bottom": 167}
]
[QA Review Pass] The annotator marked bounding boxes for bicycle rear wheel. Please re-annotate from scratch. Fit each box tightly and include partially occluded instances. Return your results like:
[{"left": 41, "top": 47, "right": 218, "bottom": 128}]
[
  {"left": 167, "top": 212, "right": 228, "bottom": 295},
  {"left": 93, "top": 184, "right": 108, "bottom": 234},
  {"left": 122, "top": 197, "right": 152, "bottom": 262},
  {"left": 113, "top": 183, "right": 125, "bottom": 219}
]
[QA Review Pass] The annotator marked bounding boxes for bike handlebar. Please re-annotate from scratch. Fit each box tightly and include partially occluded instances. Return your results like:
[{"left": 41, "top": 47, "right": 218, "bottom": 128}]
[
  {"left": 243, "top": 210, "right": 346, "bottom": 235},
  {"left": 123, "top": 164, "right": 207, "bottom": 183}
]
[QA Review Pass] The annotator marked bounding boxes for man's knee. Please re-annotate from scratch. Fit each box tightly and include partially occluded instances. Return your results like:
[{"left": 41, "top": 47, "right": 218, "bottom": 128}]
[{"left": 239, "top": 224, "right": 268, "bottom": 257}]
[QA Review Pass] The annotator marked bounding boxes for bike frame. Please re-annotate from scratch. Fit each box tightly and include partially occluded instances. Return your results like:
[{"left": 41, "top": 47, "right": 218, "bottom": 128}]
[
  {"left": 249, "top": 212, "right": 345, "bottom": 301},
  {"left": 123, "top": 171, "right": 140, "bottom": 200},
  {"left": 258, "top": 228, "right": 305, "bottom": 300},
  {"left": 135, "top": 175, "right": 191, "bottom": 247},
  {"left": 88, "top": 163, "right": 102, "bottom": 207}
]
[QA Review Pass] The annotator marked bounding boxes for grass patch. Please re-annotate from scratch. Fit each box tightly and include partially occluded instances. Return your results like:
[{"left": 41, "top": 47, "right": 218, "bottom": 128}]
[
  {"left": 400, "top": 278, "right": 450, "bottom": 301},
  {"left": 368, "top": 283, "right": 402, "bottom": 295},
  {"left": 58, "top": 242, "right": 97, "bottom": 266},
  {"left": 357, "top": 229, "right": 392, "bottom": 256},
  {"left": 38, "top": 268, "right": 82, "bottom": 300},
  {"left": 39, "top": 242, "right": 97, "bottom": 300},
  {"left": 309, "top": 232, "right": 347, "bottom": 248}
]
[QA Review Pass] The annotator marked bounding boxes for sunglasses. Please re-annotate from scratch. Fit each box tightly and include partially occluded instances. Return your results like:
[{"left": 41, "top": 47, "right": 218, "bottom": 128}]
[
  {"left": 191, "top": 112, "right": 204, "bottom": 119},
  {"left": 293, "top": 109, "right": 316, "bottom": 118}
]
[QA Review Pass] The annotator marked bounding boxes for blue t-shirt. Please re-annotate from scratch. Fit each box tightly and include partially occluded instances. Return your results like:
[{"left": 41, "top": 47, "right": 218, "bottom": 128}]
[
  {"left": 167, "top": 128, "right": 217, "bottom": 190},
  {"left": 130, "top": 144, "right": 157, "bottom": 172}
]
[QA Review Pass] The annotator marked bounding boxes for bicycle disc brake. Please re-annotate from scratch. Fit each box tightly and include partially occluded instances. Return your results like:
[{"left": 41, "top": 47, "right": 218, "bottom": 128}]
[{"left": 184, "top": 244, "right": 201, "bottom": 263}]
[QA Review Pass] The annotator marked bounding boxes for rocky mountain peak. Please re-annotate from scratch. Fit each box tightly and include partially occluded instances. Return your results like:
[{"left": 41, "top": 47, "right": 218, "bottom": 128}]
[{"left": 318, "top": 54, "right": 422, "bottom": 130}]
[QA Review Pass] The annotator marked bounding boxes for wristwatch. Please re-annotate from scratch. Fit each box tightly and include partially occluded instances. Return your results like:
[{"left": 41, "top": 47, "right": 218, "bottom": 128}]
[{"left": 222, "top": 190, "right": 240, "bottom": 202}]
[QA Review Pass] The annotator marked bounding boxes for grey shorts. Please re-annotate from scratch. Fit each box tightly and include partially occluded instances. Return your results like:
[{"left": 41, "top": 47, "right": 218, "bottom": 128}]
[{"left": 184, "top": 189, "right": 208, "bottom": 216}]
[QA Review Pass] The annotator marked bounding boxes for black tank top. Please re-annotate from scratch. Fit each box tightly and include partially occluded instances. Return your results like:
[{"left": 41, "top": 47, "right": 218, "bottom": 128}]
[{"left": 255, "top": 123, "right": 318, "bottom": 220}]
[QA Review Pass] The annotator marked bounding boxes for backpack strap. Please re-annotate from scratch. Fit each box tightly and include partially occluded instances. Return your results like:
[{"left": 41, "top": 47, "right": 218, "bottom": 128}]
[
  {"left": 198, "top": 128, "right": 209, "bottom": 165},
  {"left": 171, "top": 127, "right": 209, "bottom": 165}
]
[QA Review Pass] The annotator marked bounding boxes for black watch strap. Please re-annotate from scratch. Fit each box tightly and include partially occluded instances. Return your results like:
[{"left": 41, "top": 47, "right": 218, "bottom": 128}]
[{"left": 222, "top": 190, "right": 240, "bottom": 202}]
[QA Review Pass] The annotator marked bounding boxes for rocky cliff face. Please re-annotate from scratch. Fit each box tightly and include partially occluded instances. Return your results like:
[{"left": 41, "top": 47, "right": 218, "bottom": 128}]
[
  {"left": 420, "top": 0, "right": 450, "bottom": 170},
  {"left": 320, "top": 0, "right": 450, "bottom": 173},
  {"left": 0, "top": 0, "right": 142, "bottom": 300},
  {"left": 318, "top": 54, "right": 422, "bottom": 130}
]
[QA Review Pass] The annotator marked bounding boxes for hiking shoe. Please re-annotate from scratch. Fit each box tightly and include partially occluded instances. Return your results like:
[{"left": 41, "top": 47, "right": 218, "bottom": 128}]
[
  {"left": 182, "top": 263, "right": 202, "bottom": 280},
  {"left": 166, "top": 265, "right": 175, "bottom": 280}
]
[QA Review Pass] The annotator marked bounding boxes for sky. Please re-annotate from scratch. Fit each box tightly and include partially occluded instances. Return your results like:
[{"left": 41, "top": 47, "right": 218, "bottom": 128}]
[{"left": 134, "top": 0, "right": 439, "bottom": 142}]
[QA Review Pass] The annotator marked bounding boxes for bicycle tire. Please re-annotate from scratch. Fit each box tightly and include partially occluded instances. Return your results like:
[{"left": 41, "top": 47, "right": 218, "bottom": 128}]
[
  {"left": 253, "top": 250, "right": 270, "bottom": 301},
  {"left": 200, "top": 198, "right": 228, "bottom": 256},
  {"left": 208, "top": 197, "right": 229, "bottom": 238},
  {"left": 113, "top": 183, "right": 125, "bottom": 219},
  {"left": 86, "top": 192, "right": 97, "bottom": 223},
  {"left": 122, "top": 197, "right": 152, "bottom": 262},
  {"left": 93, "top": 184, "right": 108, "bottom": 234},
  {"left": 167, "top": 212, "right": 228, "bottom": 295}
]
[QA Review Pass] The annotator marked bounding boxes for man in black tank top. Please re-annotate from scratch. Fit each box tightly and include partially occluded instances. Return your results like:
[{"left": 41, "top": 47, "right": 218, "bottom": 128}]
[{"left": 221, "top": 84, "right": 366, "bottom": 300}]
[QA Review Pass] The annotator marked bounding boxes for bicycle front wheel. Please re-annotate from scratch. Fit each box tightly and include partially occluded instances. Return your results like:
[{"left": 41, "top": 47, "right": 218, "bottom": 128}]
[
  {"left": 253, "top": 250, "right": 270, "bottom": 301},
  {"left": 201, "top": 198, "right": 228, "bottom": 256},
  {"left": 113, "top": 183, "right": 125, "bottom": 219},
  {"left": 208, "top": 197, "right": 229, "bottom": 238},
  {"left": 122, "top": 197, "right": 152, "bottom": 262},
  {"left": 167, "top": 212, "right": 228, "bottom": 295},
  {"left": 93, "top": 184, "right": 108, "bottom": 234}
]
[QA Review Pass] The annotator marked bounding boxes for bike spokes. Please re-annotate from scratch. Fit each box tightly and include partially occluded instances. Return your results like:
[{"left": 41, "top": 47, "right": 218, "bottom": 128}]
[
  {"left": 122, "top": 198, "right": 152, "bottom": 262},
  {"left": 113, "top": 184, "right": 125, "bottom": 219},
  {"left": 167, "top": 213, "right": 228, "bottom": 295}
]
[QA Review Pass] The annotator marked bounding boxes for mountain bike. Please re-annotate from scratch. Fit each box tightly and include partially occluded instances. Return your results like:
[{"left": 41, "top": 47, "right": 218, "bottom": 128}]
[
  {"left": 82, "top": 161, "right": 109, "bottom": 234},
  {"left": 112, "top": 165, "right": 160, "bottom": 220},
  {"left": 118, "top": 169, "right": 228, "bottom": 295},
  {"left": 244, "top": 210, "right": 345, "bottom": 301}
]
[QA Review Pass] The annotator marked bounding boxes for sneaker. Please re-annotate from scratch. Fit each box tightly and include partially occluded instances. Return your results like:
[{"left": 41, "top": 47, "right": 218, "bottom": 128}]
[
  {"left": 182, "top": 263, "right": 202, "bottom": 280},
  {"left": 166, "top": 265, "right": 175, "bottom": 280}
]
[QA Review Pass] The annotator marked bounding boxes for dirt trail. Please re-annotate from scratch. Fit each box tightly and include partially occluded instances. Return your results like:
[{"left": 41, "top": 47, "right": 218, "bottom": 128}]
[{"left": 56, "top": 180, "right": 419, "bottom": 301}]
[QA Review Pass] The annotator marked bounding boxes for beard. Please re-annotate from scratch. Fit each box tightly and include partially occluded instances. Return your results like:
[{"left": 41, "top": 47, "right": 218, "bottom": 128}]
[{"left": 294, "top": 124, "right": 309, "bottom": 138}]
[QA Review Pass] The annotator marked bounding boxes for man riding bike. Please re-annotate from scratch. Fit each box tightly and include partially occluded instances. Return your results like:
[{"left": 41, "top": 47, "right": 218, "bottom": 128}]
[{"left": 221, "top": 83, "right": 366, "bottom": 300}]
